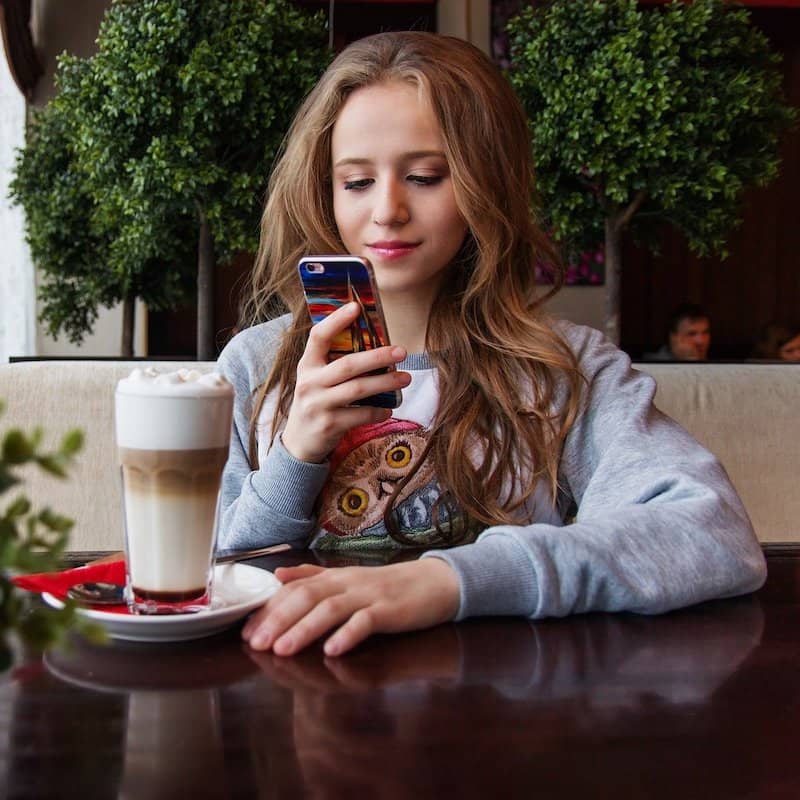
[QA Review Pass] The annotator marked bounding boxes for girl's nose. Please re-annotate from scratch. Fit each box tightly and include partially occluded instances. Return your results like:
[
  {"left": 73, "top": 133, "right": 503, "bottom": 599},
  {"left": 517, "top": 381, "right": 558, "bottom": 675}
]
[{"left": 372, "top": 181, "right": 410, "bottom": 226}]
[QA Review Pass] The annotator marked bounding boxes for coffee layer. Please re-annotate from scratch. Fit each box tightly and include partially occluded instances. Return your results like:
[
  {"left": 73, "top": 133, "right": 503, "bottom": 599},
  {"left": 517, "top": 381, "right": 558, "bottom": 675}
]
[
  {"left": 123, "top": 492, "right": 219, "bottom": 593},
  {"left": 132, "top": 586, "right": 208, "bottom": 603},
  {"left": 121, "top": 447, "right": 226, "bottom": 594},
  {"left": 119, "top": 447, "right": 228, "bottom": 494}
]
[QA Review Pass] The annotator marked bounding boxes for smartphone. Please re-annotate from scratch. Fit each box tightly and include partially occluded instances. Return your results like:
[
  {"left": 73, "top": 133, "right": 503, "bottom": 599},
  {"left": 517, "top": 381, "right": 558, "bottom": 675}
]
[{"left": 297, "top": 255, "right": 402, "bottom": 409}]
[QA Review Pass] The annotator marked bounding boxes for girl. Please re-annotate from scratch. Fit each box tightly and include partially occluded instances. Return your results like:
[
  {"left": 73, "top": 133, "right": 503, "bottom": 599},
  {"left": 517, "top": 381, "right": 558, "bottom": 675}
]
[{"left": 217, "top": 32, "right": 765, "bottom": 657}]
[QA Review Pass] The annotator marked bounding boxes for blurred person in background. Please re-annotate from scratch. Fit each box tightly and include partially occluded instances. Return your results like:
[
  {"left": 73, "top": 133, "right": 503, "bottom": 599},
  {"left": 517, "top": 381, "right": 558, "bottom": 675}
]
[
  {"left": 751, "top": 323, "right": 800, "bottom": 362},
  {"left": 646, "top": 303, "right": 711, "bottom": 361},
  {"left": 780, "top": 331, "right": 800, "bottom": 361}
]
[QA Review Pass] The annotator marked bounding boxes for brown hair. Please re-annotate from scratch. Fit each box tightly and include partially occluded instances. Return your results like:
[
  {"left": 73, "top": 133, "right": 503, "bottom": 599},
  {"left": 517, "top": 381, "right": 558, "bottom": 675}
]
[{"left": 240, "top": 31, "right": 583, "bottom": 543}]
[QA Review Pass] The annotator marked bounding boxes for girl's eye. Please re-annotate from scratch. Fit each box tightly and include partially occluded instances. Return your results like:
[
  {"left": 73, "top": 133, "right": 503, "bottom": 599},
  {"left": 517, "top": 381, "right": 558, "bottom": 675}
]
[
  {"left": 343, "top": 179, "right": 372, "bottom": 191},
  {"left": 408, "top": 174, "right": 442, "bottom": 186}
]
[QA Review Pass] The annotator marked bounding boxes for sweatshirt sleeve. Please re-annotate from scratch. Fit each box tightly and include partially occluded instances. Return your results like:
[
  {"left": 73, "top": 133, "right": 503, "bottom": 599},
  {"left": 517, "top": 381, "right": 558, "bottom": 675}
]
[
  {"left": 423, "top": 324, "right": 767, "bottom": 620},
  {"left": 216, "top": 320, "right": 329, "bottom": 551}
]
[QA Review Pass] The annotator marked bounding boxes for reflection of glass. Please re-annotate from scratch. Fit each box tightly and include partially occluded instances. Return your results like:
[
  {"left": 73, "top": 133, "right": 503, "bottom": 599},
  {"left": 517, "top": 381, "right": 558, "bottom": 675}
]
[
  {"left": 35, "top": 636, "right": 262, "bottom": 797},
  {"left": 44, "top": 635, "right": 258, "bottom": 692},
  {"left": 119, "top": 690, "right": 226, "bottom": 800}
]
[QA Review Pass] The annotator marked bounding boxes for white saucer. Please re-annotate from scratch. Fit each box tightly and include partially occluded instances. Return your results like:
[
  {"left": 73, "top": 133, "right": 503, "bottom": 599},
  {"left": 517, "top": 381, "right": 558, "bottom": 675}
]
[{"left": 42, "top": 563, "right": 280, "bottom": 642}]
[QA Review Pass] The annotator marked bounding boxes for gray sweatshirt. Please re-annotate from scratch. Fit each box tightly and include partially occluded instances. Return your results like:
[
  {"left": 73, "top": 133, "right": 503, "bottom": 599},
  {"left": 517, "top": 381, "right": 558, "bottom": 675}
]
[{"left": 217, "top": 315, "right": 766, "bottom": 621}]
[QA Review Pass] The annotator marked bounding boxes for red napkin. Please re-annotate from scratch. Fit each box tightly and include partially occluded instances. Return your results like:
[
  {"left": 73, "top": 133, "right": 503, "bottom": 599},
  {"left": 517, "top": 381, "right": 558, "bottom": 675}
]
[{"left": 13, "top": 560, "right": 129, "bottom": 613}]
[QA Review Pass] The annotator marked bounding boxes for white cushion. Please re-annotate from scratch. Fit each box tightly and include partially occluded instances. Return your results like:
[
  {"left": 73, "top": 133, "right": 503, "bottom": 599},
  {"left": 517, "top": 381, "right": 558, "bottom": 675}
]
[{"left": 635, "top": 362, "right": 799, "bottom": 543}]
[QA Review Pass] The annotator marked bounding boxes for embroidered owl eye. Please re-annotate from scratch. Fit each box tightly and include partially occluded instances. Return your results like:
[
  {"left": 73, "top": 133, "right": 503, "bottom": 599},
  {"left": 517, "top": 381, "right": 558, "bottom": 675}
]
[
  {"left": 338, "top": 487, "right": 369, "bottom": 516},
  {"left": 386, "top": 440, "right": 412, "bottom": 469}
]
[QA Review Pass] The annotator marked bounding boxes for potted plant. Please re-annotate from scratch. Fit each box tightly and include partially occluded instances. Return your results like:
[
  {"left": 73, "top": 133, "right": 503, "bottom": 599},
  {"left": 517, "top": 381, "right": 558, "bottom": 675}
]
[{"left": 506, "top": 0, "right": 796, "bottom": 344}]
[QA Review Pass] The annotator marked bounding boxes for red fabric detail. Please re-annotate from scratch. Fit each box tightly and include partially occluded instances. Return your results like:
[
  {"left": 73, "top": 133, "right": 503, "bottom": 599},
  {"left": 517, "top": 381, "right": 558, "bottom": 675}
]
[
  {"left": 329, "top": 418, "right": 421, "bottom": 472},
  {"left": 13, "top": 560, "right": 129, "bottom": 613}
]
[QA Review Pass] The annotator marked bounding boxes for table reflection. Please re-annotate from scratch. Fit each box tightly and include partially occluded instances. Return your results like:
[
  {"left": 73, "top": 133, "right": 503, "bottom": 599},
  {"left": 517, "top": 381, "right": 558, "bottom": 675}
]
[
  {"left": 6, "top": 632, "right": 260, "bottom": 799},
  {"left": 247, "top": 597, "right": 763, "bottom": 798},
  {"left": 1, "top": 593, "right": 764, "bottom": 799}
]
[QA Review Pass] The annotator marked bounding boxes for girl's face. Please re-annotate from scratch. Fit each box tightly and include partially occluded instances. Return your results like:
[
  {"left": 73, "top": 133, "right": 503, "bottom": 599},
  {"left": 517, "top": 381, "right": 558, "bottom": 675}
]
[{"left": 330, "top": 81, "right": 468, "bottom": 304}]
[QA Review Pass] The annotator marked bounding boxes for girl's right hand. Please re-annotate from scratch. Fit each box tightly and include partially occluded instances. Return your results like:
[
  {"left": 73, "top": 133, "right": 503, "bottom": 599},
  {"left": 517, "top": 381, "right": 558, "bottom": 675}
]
[{"left": 281, "top": 302, "right": 411, "bottom": 464}]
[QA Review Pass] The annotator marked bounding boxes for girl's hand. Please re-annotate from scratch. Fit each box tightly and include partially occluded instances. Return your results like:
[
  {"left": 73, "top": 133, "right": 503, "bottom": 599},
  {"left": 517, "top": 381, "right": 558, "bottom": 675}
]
[
  {"left": 241, "top": 559, "right": 461, "bottom": 657},
  {"left": 282, "top": 302, "right": 411, "bottom": 464}
]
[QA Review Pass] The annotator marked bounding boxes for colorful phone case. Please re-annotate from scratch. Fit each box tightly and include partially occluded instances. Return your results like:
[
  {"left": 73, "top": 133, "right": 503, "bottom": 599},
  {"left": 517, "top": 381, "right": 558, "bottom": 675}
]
[{"left": 298, "top": 256, "right": 401, "bottom": 408}]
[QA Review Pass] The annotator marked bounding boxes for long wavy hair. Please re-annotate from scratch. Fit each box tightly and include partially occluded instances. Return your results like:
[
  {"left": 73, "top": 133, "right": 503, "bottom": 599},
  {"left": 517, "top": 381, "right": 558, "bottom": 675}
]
[{"left": 240, "top": 31, "right": 583, "bottom": 544}]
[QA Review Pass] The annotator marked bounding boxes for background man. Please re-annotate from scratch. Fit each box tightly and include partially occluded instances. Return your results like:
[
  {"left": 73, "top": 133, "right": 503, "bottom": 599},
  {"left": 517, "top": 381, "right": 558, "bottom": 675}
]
[{"left": 647, "top": 304, "right": 711, "bottom": 361}]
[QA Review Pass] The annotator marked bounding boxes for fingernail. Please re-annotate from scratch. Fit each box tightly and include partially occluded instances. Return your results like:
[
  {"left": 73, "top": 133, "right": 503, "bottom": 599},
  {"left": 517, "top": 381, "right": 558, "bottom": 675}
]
[
  {"left": 249, "top": 630, "right": 271, "bottom": 650},
  {"left": 391, "top": 346, "right": 406, "bottom": 360},
  {"left": 324, "top": 638, "right": 341, "bottom": 657}
]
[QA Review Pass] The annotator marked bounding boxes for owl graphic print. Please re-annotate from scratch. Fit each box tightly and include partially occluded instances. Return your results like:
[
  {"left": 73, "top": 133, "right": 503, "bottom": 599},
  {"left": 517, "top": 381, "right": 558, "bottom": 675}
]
[
  {"left": 315, "top": 417, "right": 445, "bottom": 548},
  {"left": 257, "top": 354, "right": 476, "bottom": 549}
]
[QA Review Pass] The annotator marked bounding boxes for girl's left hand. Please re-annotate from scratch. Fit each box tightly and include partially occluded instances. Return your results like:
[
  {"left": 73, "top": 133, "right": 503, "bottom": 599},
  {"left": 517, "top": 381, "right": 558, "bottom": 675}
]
[{"left": 241, "top": 559, "right": 461, "bottom": 657}]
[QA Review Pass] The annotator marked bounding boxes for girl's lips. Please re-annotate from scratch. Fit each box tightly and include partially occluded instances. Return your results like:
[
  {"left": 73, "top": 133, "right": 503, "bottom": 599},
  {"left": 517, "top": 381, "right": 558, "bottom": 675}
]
[{"left": 367, "top": 242, "right": 420, "bottom": 259}]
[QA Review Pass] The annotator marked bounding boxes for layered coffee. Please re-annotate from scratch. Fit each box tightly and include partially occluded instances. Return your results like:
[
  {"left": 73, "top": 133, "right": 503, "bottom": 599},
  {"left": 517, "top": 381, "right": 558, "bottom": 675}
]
[{"left": 115, "top": 368, "right": 234, "bottom": 613}]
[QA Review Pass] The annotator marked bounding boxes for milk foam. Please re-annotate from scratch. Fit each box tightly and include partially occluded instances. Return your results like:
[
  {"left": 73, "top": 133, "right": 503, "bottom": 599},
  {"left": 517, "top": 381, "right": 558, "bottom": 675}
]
[
  {"left": 115, "top": 368, "right": 234, "bottom": 450},
  {"left": 118, "top": 367, "right": 232, "bottom": 396}
]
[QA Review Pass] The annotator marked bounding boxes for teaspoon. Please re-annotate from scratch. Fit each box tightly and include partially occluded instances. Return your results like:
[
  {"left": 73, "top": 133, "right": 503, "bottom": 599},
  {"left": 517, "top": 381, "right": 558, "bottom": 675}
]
[{"left": 67, "top": 581, "right": 125, "bottom": 605}]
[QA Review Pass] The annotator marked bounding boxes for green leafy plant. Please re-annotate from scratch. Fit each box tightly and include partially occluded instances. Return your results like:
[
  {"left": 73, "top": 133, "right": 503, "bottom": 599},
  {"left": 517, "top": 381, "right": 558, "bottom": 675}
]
[
  {"left": 11, "top": 0, "right": 331, "bottom": 357},
  {"left": 507, "top": 0, "right": 796, "bottom": 343},
  {"left": 0, "top": 401, "right": 101, "bottom": 670}
]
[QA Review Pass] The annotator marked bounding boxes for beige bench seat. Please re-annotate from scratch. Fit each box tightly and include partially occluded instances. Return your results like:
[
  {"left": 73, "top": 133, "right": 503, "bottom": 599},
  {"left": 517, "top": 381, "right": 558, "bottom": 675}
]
[{"left": 0, "top": 359, "right": 796, "bottom": 550}]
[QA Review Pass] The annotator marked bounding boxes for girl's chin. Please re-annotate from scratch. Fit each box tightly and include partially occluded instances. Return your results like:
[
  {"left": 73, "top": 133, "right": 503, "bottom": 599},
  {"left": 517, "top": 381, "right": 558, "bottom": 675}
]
[{"left": 373, "top": 274, "right": 445, "bottom": 299}]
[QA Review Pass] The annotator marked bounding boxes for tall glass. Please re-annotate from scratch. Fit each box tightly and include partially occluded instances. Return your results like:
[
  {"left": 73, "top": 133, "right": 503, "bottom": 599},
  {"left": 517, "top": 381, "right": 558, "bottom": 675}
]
[{"left": 115, "top": 368, "right": 234, "bottom": 615}]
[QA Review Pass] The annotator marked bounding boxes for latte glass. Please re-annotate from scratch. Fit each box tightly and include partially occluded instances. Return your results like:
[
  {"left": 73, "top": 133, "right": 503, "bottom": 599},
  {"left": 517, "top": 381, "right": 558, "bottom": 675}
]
[{"left": 115, "top": 368, "right": 234, "bottom": 615}]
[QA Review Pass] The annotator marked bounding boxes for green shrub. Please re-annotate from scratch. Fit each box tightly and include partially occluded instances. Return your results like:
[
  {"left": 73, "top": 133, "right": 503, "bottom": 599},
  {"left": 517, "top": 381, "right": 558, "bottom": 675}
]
[
  {"left": 11, "top": 0, "right": 331, "bottom": 357},
  {"left": 507, "top": 0, "right": 796, "bottom": 342}
]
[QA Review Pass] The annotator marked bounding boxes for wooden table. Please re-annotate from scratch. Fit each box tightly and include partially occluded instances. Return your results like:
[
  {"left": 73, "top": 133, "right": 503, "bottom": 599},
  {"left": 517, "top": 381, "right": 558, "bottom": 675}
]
[{"left": 3, "top": 545, "right": 800, "bottom": 799}]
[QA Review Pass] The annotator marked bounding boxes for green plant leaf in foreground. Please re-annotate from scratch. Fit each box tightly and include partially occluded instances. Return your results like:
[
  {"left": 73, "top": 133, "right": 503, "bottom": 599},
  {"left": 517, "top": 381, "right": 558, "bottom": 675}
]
[{"left": 0, "top": 402, "right": 92, "bottom": 667}]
